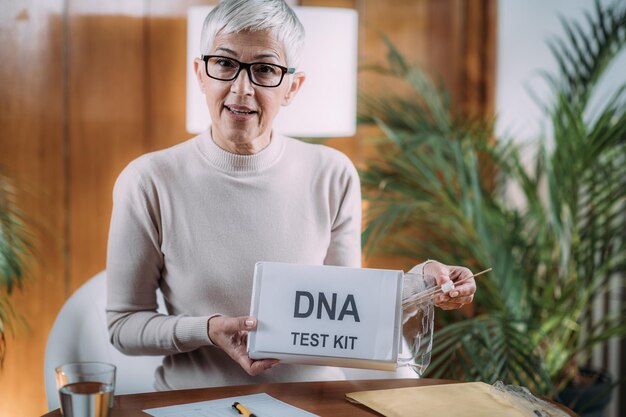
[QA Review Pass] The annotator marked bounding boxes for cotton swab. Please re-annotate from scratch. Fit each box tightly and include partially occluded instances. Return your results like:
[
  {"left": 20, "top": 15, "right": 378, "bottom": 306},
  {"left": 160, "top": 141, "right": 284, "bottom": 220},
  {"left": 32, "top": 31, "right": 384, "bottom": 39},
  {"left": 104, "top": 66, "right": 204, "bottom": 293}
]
[{"left": 402, "top": 268, "right": 492, "bottom": 308}]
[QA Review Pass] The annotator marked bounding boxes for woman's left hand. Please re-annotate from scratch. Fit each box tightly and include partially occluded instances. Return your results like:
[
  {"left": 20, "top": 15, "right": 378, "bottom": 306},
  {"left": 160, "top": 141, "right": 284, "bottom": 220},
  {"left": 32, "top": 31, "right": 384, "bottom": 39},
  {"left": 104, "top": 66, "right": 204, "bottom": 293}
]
[
  {"left": 424, "top": 261, "right": 476, "bottom": 310},
  {"left": 207, "top": 315, "right": 279, "bottom": 376}
]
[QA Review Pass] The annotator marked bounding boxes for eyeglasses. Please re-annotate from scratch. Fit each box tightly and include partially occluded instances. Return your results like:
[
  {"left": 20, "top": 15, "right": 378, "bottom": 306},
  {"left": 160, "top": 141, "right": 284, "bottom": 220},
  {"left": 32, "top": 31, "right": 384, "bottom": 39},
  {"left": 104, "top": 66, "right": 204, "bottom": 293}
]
[{"left": 201, "top": 55, "right": 295, "bottom": 88}]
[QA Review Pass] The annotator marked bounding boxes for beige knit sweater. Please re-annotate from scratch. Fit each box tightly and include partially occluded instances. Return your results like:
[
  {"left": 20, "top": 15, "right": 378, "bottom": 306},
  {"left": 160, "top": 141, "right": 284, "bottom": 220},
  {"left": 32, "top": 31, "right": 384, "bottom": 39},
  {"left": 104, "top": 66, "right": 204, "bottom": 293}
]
[{"left": 106, "top": 130, "right": 363, "bottom": 389}]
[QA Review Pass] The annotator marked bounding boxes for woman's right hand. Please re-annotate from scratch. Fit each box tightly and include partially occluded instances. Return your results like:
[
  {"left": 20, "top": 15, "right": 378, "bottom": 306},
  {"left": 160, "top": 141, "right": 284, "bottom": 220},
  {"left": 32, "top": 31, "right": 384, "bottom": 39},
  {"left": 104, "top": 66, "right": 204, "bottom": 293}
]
[{"left": 207, "top": 315, "right": 279, "bottom": 376}]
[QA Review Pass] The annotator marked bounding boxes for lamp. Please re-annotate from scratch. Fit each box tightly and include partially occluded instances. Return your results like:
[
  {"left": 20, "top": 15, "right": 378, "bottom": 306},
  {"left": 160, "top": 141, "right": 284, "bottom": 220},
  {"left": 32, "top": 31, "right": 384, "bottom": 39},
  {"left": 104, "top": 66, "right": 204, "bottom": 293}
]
[{"left": 186, "top": 6, "right": 358, "bottom": 137}]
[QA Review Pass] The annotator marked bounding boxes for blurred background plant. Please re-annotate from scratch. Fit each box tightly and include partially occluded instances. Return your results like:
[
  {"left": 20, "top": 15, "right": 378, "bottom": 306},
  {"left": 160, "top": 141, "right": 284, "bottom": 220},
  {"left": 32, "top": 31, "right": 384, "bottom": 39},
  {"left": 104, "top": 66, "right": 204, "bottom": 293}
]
[
  {"left": 0, "top": 171, "right": 32, "bottom": 368},
  {"left": 359, "top": 0, "right": 625, "bottom": 411}
]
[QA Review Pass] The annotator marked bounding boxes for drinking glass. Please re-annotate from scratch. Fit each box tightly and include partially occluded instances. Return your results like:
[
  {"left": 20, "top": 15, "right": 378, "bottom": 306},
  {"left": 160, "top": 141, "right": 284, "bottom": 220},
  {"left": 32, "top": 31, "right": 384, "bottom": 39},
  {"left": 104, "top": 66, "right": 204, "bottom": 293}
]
[
  {"left": 397, "top": 272, "right": 436, "bottom": 376},
  {"left": 55, "top": 362, "right": 116, "bottom": 417}
]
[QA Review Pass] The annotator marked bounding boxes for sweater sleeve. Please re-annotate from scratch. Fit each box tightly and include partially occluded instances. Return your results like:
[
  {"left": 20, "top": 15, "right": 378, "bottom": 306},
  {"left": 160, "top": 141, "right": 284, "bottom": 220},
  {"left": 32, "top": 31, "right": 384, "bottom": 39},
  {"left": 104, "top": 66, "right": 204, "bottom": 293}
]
[
  {"left": 106, "top": 162, "right": 214, "bottom": 356},
  {"left": 324, "top": 158, "right": 362, "bottom": 268}
]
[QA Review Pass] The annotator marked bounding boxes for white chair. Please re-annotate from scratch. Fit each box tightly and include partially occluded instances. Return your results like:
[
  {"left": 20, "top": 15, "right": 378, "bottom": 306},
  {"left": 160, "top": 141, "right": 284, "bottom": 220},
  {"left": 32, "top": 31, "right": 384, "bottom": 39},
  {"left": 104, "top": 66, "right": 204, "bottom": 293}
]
[{"left": 44, "top": 271, "right": 166, "bottom": 410}]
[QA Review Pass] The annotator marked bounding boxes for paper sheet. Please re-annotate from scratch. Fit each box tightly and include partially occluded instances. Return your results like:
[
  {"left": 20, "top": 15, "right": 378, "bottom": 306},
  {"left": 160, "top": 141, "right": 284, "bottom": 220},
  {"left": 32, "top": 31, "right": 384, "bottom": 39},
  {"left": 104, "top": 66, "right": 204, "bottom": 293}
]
[
  {"left": 346, "top": 382, "right": 529, "bottom": 417},
  {"left": 143, "top": 393, "right": 319, "bottom": 417}
]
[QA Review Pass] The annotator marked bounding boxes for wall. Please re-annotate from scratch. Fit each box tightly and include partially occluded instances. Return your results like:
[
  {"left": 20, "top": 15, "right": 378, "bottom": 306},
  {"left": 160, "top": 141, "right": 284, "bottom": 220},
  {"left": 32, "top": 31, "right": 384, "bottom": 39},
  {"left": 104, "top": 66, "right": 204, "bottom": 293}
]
[
  {"left": 0, "top": 1, "right": 494, "bottom": 415},
  {"left": 495, "top": 2, "right": 625, "bottom": 416},
  {"left": 496, "top": 0, "right": 626, "bottom": 144}
]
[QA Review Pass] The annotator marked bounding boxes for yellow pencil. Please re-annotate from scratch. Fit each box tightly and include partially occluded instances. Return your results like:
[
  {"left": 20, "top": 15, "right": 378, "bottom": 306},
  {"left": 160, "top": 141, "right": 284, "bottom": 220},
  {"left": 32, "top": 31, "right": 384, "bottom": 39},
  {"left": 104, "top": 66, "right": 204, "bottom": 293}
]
[{"left": 232, "top": 401, "right": 258, "bottom": 417}]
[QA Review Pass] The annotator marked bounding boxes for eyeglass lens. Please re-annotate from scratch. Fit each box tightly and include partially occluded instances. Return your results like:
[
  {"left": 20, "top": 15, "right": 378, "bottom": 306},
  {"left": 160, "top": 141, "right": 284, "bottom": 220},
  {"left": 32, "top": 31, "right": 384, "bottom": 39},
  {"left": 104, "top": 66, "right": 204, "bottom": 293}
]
[{"left": 206, "top": 56, "right": 285, "bottom": 87}]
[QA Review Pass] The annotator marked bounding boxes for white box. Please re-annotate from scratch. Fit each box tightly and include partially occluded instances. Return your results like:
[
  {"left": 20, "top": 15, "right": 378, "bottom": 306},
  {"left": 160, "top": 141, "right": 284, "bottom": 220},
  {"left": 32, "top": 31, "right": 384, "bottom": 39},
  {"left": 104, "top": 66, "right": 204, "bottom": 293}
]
[{"left": 247, "top": 262, "right": 403, "bottom": 371}]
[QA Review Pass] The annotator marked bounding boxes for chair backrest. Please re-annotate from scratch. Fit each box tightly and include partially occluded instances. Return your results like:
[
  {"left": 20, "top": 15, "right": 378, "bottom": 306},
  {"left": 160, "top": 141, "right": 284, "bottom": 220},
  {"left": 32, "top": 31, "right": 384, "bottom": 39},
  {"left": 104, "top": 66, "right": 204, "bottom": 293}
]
[{"left": 44, "top": 271, "right": 166, "bottom": 410}]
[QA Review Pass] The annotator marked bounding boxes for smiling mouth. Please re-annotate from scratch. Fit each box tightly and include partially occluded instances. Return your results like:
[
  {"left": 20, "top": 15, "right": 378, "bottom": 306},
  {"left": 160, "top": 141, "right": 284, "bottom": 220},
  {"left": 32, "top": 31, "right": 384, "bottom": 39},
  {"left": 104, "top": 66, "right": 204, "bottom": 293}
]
[{"left": 225, "top": 105, "right": 257, "bottom": 115}]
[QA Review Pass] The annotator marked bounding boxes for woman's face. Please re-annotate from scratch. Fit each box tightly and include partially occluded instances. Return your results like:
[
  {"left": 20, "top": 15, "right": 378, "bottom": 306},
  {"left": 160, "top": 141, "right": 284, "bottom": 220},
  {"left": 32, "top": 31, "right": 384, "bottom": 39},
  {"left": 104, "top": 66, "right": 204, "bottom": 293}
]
[{"left": 194, "top": 30, "right": 305, "bottom": 154}]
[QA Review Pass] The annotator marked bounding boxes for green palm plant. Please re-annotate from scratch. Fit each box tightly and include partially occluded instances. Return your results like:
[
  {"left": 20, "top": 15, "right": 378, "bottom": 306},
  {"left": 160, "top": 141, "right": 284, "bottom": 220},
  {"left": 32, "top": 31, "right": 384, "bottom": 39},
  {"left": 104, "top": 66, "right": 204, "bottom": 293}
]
[
  {"left": 360, "top": 0, "right": 626, "bottom": 400},
  {"left": 0, "top": 171, "right": 32, "bottom": 367}
]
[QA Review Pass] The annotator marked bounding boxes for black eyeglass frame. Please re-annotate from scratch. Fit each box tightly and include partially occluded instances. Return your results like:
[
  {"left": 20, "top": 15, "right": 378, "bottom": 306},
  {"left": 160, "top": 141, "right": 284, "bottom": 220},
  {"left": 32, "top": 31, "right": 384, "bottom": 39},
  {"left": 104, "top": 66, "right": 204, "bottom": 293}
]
[{"left": 200, "top": 55, "right": 296, "bottom": 88}]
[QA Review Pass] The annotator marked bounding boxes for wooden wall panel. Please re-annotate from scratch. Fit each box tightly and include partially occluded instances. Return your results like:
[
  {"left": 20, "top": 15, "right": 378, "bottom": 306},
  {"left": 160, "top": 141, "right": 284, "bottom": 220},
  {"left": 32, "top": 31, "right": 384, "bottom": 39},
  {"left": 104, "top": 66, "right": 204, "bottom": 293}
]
[
  {"left": 0, "top": 1, "right": 495, "bottom": 415},
  {"left": 67, "top": 0, "right": 147, "bottom": 291},
  {"left": 145, "top": 0, "right": 216, "bottom": 151},
  {"left": 0, "top": 1, "right": 66, "bottom": 416},
  {"left": 145, "top": 14, "right": 191, "bottom": 150},
  {"left": 357, "top": 0, "right": 496, "bottom": 270},
  {"left": 461, "top": 0, "right": 497, "bottom": 116}
]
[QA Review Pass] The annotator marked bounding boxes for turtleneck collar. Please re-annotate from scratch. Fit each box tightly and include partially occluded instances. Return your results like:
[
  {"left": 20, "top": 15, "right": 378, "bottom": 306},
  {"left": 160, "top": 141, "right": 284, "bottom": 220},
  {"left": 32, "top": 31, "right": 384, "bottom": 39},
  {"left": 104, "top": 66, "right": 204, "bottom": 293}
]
[{"left": 195, "top": 128, "right": 285, "bottom": 174}]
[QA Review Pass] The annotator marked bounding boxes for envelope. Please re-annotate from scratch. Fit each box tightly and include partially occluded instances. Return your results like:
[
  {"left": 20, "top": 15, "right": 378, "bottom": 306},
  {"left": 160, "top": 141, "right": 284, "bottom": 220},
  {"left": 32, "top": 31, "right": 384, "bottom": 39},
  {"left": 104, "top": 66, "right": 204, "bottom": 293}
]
[{"left": 346, "top": 382, "right": 529, "bottom": 417}]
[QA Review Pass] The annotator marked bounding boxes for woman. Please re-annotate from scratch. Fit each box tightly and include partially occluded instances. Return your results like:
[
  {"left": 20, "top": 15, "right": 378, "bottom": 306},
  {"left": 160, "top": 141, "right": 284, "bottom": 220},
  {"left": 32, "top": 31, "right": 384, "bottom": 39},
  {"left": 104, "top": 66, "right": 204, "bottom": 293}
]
[{"left": 106, "top": 0, "right": 476, "bottom": 390}]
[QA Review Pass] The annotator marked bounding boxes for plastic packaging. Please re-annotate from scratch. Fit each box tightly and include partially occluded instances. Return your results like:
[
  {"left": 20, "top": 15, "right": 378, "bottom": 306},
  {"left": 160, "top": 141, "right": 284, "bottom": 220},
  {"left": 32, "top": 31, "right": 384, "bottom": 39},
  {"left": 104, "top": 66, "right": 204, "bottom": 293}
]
[
  {"left": 398, "top": 266, "right": 494, "bottom": 375},
  {"left": 491, "top": 381, "right": 571, "bottom": 417},
  {"left": 397, "top": 272, "right": 436, "bottom": 375}
]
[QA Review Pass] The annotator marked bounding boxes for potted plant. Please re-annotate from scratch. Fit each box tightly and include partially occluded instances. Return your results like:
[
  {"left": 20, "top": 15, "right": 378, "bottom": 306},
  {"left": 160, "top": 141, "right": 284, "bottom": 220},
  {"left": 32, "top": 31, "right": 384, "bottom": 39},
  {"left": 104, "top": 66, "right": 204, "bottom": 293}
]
[
  {"left": 359, "top": 1, "right": 625, "bottom": 414},
  {"left": 0, "top": 171, "right": 32, "bottom": 367}
]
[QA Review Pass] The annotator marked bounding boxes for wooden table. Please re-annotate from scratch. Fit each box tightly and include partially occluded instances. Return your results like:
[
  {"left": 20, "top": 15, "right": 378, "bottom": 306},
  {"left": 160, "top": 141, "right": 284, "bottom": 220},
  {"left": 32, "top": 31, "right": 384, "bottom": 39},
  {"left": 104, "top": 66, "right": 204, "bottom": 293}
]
[
  {"left": 43, "top": 378, "right": 575, "bottom": 417},
  {"left": 43, "top": 378, "right": 454, "bottom": 416}
]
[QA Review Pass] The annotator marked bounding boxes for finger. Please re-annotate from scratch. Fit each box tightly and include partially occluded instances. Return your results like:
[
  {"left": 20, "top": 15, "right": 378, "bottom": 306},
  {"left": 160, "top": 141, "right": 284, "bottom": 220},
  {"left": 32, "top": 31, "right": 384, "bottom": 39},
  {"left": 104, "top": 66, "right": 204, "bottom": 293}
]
[
  {"left": 436, "top": 275, "right": 453, "bottom": 289},
  {"left": 234, "top": 352, "right": 254, "bottom": 373},
  {"left": 451, "top": 267, "right": 473, "bottom": 281},
  {"left": 219, "top": 316, "right": 257, "bottom": 333},
  {"left": 248, "top": 359, "right": 280, "bottom": 376},
  {"left": 435, "top": 294, "right": 473, "bottom": 307},
  {"left": 238, "top": 316, "right": 257, "bottom": 331},
  {"left": 448, "top": 282, "right": 476, "bottom": 298},
  {"left": 208, "top": 316, "right": 256, "bottom": 349},
  {"left": 435, "top": 292, "right": 466, "bottom": 302},
  {"left": 440, "top": 290, "right": 474, "bottom": 302},
  {"left": 238, "top": 357, "right": 278, "bottom": 376},
  {"left": 452, "top": 295, "right": 474, "bottom": 304},
  {"left": 437, "top": 302, "right": 463, "bottom": 310},
  {"left": 435, "top": 294, "right": 450, "bottom": 304},
  {"left": 434, "top": 267, "right": 452, "bottom": 286},
  {"left": 229, "top": 347, "right": 274, "bottom": 376}
]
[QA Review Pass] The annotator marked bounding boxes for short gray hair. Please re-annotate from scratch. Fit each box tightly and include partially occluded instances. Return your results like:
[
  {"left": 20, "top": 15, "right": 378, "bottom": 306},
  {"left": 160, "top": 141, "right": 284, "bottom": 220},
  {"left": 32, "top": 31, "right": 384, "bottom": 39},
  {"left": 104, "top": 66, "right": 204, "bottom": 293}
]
[{"left": 200, "top": 0, "right": 305, "bottom": 68}]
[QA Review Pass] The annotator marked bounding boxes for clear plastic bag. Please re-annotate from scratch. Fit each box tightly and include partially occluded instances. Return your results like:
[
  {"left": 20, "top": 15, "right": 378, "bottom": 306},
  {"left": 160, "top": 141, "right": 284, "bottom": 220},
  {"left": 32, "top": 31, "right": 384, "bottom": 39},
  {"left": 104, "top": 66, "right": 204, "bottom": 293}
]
[
  {"left": 397, "top": 272, "right": 436, "bottom": 376},
  {"left": 491, "top": 381, "right": 571, "bottom": 417}
]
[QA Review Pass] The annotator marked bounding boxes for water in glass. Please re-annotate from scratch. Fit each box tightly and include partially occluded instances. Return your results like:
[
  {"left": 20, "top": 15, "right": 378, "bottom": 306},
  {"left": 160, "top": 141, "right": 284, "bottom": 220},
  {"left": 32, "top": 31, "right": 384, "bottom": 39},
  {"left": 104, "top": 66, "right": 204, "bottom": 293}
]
[{"left": 58, "top": 381, "right": 114, "bottom": 417}]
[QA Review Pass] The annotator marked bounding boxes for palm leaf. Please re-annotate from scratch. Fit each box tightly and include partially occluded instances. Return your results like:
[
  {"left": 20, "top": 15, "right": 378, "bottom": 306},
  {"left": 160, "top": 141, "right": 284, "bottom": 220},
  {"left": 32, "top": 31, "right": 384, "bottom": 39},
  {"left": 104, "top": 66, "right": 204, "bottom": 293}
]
[
  {"left": 359, "top": 0, "right": 626, "bottom": 397},
  {"left": 0, "top": 171, "right": 34, "bottom": 367}
]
